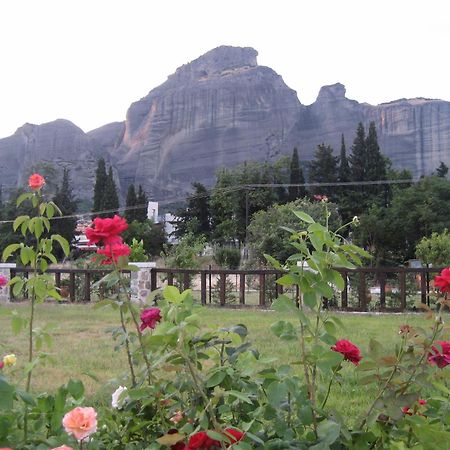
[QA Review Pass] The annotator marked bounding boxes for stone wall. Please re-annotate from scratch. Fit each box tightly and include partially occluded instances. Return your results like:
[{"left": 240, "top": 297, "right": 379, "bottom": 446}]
[
  {"left": 130, "top": 262, "right": 156, "bottom": 304},
  {"left": 0, "top": 263, "right": 16, "bottom": 302}
]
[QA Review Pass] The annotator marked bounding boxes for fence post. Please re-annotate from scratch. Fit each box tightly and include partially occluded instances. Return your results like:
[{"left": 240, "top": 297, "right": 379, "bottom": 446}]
[
  {"left": 399, "top": 271, "right": 407, "bottom": 311},
  {"left": 167, "top": 272, "right": 174, "bottom": 286},
  {"left": 69, "top": 273, "right": 76, "bottom": 302},
  {"left": 220, "top": 273, "right": 226, "bottom": 306},
  {"left": 130, "top": 262, "right": 156, "bottom": 304},
  {"left": 358, "top": 271, "right": 367, "bottom": 311},
  {"left": 420, "top": 269, "right": 427, "bottom": 305},
  {"left": 379, "top": 272, "right": 386, "bottom": 310},
  {"left": 183, "top": 272, "right": 190, "bottom": 291},
  {"left": 239, "top": 273, "right": 246, "bottom": 305},
  {"left": 151, "top": 269, "right": 157, "bottom": 291},
  {"left": 201, "top": 272, "right": 207, "bottom": 305},
  {"left": 259, "top": 273, "right": 266, "bottom": 307},
  {"left": 84, "top": 272, "right": 91, "bottom": 302}
]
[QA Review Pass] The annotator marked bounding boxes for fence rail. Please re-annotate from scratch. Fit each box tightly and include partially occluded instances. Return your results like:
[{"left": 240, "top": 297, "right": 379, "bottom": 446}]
[{"left": 5, "top": 265, "right": 443, "bottom": 312}]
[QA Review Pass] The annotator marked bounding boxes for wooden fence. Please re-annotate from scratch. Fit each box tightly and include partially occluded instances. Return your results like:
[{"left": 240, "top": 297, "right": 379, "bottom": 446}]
[{"left": 7, "top": 266, "right": 443, "bottom": 312}]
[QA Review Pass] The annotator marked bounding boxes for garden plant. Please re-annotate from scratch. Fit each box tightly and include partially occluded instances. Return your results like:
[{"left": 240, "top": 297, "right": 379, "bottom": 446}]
[{"left": 0, "top": 175, "right": 449, "bottom": 449}]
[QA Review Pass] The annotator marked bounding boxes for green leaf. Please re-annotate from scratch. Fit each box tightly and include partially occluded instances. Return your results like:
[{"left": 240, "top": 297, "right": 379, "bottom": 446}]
[
  {"left": 271, "top": 320, "right": 297, "bottom": 341},
  {"left": 266, "top": 380, "right": 287, "bottom": 407},
  {"left": 16, "top": 192, "right": 32, "bottom": 207},
  {"left": 293, "top": 210, "right": 315, "bottom": 223},
  {"left": 303, "top": 291, "right": 319, "bottom": 309},
  {"left": 46, "top": 203, "right": 55, "bottom": 219},
  {"left": 226, "top": 390, "right": 253, "bottom": 404},
  {"left": 0, "top": 377, "right": 15, "bottom": 410},
  {"left": 2, "top": 243, "right": 21, "bottom": 261},
  {"left": 67, "top": 378, "right": 84, "bottom": 399},
  {"left": 164, "top": 285, "right": 181, "bottom": 303},
  {"left": 264, "top": 254, "right": 283, "bottom": 270},
  {"left": 272, "top": 294, "right": 298, "bottom": 313},
  {"left": 317, "top": 419, "right": 341, "bottom": 445},
  {"left": 51, "top": 234, "right": 70, "bottom": 256},
  {"left": 205, "top": 370, "right": 227, "bottom": 387},
  {"left": 13, "top": 215, "right": 30, "bottom": 232}
]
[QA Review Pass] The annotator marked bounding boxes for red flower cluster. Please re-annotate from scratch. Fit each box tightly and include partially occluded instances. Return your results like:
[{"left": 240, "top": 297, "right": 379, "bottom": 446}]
[
  {"left": 171, "top": 429, "right": 244, "bottom": 450},
  {"left": 428, "top": 341, "right": 450, "bottom": 368},
  {"left": 402, "top": 399, "right": 427, "bottom": 416},
  {"left": 434, "top": 268, "right": 450, "bottom": 294},
  {"left": 331, "top": 339, "right": 362, "bottom": 365},
  {"left": 140, "top": 307, "right": 162, "bottom": 331},
  {"left": 86, "top": 215, "right": 130, "bottom": 265},
  {"left": 28, "top": 173, "right": 45, "bottom": 190}
]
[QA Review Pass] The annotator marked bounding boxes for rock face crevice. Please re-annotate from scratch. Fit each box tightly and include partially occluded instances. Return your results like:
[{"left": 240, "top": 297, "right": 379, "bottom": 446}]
[{"left": 0, "top": 46, "right": 449, "bottom": 203}]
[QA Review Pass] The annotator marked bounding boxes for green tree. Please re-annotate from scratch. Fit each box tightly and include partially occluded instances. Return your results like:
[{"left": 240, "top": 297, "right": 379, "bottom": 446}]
[
  {"left": 337, "top": 134, "right": 352, "bottom": 222},
  {"left": 92, "top": 158, "right": 107, "bottom": 213},
  {"left": 435, "top": 161, "right": 449, "bottom": 178},
  {"left": 365, "top": 122, "right": 388, "bottom": 203},
  {"left": 52, "top": 168, "right": 78, "bottom": 258},
  {"left": 416, "top": 230, "right": 450, "bottom": 267},
  {"left": 101, "top": 166, "right": 120, "bottom": 217},
  {"left": 288, "top": 147, "right": 307, "bottom": 201},
  {"left": 308, "top": 143, "right": 338, "bottom": 199},
  {"left": 135, "top": 185, "right": 149, "bottom": 222},
  {"left": 174, "top": 182, "right": 211, "bottom": 239},
  {"left": 125, "top": 184, "right": 138, "bottom": 223},
  {"left": 247, "top": 198, "right": 341, "bottom": 265},
  {"left": 122, "top": 219, "right": 165, "bottom": 257},
  {"left": 354, "top": 176, "right": 450, "bottom": 263}
]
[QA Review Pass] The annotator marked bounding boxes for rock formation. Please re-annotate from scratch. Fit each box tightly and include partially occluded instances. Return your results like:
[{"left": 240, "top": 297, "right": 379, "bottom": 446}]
[{"left": 0, "top": 46, "right": 449, "bottom": 205}]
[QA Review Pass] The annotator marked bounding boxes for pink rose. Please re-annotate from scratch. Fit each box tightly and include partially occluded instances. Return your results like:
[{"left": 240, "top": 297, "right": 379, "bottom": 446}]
[
  {"left": 331, "top": 339, "right": 362, "bottom": 365},
  {"left": 62, "top": 406, "right": 97, "bottom": 441},
  {"left": 51, "top": 446, "right": 74, "bottom": 450},
  {"left": 140, "top": 307, "right": 162, "bottom": 331},
  {"left": 0, "top": 275, "right": 8, "bottom": 288},
  {"left": 28, "top": 173, "right": 46, "bottom": 190}
]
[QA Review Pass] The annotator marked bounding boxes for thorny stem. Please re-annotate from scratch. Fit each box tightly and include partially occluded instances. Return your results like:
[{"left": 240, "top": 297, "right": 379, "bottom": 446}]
[
  {"left": 321, "top": 363, "right": 341, "bottom": 410},
  {"left": 119, "top": 304, "right": 136, "bottom": 387},
  {"left": 114, "top": 257, "right": 153, "bottom": 385}
]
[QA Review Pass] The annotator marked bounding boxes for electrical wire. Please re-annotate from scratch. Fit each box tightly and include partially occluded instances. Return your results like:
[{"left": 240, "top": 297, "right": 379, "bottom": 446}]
[{"left": 0, "top": 178, "right": 416, "bottom": 224}]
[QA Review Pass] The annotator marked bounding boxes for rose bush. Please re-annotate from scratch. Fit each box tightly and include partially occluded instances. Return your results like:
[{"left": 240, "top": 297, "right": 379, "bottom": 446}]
[{"left": 0, "top": 178, "right": 449, "bottom": 449}]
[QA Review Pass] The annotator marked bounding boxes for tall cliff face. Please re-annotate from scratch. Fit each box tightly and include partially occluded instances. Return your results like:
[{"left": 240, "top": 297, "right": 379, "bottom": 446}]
[
  {"left": 0, "top": 46, "right": 449, "bottom": 204},
  {"left": 112, "top": 46, "right": 301, "bottom": 199},
  {"left": 286, "top": 83, "right": 450, "bottom": 177}
]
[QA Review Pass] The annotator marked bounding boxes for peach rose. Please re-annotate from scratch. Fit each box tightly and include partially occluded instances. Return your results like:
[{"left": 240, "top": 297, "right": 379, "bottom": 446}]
[
  {"left": 62, "top": 406, "right": 97, "bottom": 441},
  {"left": 28, "top": 173, "right": 45, "bottom": 190},
  {"left": 51, "top": 446, "right": 74, "bottom": 450}
]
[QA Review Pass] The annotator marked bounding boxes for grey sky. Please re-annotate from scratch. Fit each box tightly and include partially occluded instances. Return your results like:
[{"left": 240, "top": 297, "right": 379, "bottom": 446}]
[{"left": 1, "top": 0, "right": 449, "bottom": 138}]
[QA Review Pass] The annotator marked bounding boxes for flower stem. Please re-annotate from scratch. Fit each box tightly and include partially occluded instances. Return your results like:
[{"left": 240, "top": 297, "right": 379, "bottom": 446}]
[
  {"left": 119, "top": 304, "right": 136, "bottom": 387},
  {"left": 321, "top": 363, "right": 341, "bottom": 410}
]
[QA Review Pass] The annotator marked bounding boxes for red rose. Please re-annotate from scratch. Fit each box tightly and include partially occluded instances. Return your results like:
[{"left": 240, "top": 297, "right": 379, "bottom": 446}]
[
  {"left": 0, "top": 274, "right": 8, "bottom": 288},
  {"left": 0, "top": 361, "right": 4, "bottom": 370},
  {"left": 428, "top": 340, "right": 450, "bottom": 368},
  {"left": 401, "top": 406, "right": 412, "bottom": 415},
  {"left": 86, "top": 215, "right": 128, "bottom": 246},
  {"left": 418, "top": 399, "right": 427, "bottom": 405},
  {"left": 434, "top": 268, "right": 450, "bottom": 294},
  {"left": 28, "top": 173, "right": 46, "bottom": 190},
  {"left": 140, "top": 307, "right": 162, "bottom": 331},
  {"left": 224, "top": 428, "right": 244, "bottom": 445},
  {"left": 186, "top": 431, "right": 220, "bottom": 449},
  {"left": 331, "top": 339, "right": 362, "bottom": 365},
  {"left": 96, "top": 240, "right": 131, "bottom": 265}
]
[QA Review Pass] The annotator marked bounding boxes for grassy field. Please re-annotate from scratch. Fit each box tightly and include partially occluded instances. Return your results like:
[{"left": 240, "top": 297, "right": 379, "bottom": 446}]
[{"left": 0, "top": 302, "right": 444, "bottom": 424}]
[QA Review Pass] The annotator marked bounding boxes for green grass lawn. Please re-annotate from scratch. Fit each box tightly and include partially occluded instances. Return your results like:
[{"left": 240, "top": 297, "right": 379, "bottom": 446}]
[{"left": 0, "top": 302, "right": 444, "bottom": 425}]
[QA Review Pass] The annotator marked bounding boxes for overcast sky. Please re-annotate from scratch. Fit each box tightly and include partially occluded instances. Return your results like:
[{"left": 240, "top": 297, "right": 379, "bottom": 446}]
[{"left": 1, "top": 0, "right": 449, "bottom": 138}]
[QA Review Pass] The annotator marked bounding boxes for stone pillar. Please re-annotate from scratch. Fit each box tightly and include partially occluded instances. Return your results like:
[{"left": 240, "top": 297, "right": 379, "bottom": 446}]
[
  {"left": 130, "top": 262, "right": 156, "bottom": 304},
  {"left": 0, "top": 263, "right": 16, "bottom": 302}
]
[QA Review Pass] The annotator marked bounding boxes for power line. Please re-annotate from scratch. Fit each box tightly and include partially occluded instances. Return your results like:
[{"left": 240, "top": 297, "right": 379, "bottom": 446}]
[{"left": 0, "top": 178, "right": 416, "bottom": 225}]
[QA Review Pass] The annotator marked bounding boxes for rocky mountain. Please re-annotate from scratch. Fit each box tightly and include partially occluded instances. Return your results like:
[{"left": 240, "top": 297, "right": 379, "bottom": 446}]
[{"left": 0, "top": 46, "right": 449, "bottom": 204}]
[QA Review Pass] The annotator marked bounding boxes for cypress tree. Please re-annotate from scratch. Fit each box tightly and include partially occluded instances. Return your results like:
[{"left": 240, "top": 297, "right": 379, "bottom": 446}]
[
  {"left": 338, "top": 134, "right": 350, "bottom": 183},
  {"left": 135, "top": 185, "right": 149, "bottom": 222},
  {"left": 52, "top": 168, "right": 77, "bottom": 257},
  {"left": 435, "top": 161, "right": 449, "bottom": 178},
  {"left": 125, "top": 184, "right": 138, "bottom": 223},
  {"left": 92, "top": 158, "right": 107, "bottom": 213},
  {"left": 288, "top": 148, "right": 307, "bottom": 201},
  {"left": 365, "top": 122, "right": 387, "bottom": 204},
  {"left": 308, "top": 143, "right": 338, "bottom": 199},
  {"left": 349, "top": 122, "right": 367, "bottom": 182},
  {"left": 101, "top": 167, "right": 119, "bottom": 217}
]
